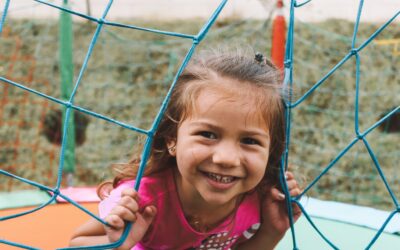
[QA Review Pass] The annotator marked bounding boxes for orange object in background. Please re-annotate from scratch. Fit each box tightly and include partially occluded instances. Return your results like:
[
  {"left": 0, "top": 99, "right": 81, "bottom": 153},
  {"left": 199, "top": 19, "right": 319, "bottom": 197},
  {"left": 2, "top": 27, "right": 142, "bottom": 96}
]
[
  {"left": 0, "top": 203, "right": 98, "bottom": 250},
  {"left": 271, "top": 0, "right": 286, "bottom": 70}
]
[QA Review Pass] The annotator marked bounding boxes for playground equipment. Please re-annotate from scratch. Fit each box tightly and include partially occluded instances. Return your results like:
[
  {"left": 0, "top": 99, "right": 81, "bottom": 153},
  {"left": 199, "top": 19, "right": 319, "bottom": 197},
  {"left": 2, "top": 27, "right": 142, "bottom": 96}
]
[{"left": 1, "top": 0, "right": 399, "bottom": 249}]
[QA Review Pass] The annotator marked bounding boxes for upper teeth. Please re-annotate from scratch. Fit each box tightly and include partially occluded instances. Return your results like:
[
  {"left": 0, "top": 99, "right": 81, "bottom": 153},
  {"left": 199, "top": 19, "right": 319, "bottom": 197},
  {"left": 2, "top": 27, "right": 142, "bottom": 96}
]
[{"left": 208, "top": 173, "right": 234, "bottom": 183}]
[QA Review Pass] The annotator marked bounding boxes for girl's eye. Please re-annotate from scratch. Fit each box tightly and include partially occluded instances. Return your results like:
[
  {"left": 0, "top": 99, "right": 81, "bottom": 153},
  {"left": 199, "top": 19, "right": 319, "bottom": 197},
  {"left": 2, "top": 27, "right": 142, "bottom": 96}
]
[
  {"left": 199, "top": 131, "right": 217, "bottom": 139},
  {"left": 241, "top": 137, "right": 260, "bottom": 145}
]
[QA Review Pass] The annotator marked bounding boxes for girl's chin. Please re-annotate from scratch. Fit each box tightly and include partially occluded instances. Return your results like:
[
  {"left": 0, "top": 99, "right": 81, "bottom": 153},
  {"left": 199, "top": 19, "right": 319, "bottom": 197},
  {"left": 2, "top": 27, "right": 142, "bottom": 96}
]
[
  {"left": 198, "top": 190, "right": 240, "bottom": 207},
  {"left": 195, "top": 178, "right": 244, "bottom": 205}
]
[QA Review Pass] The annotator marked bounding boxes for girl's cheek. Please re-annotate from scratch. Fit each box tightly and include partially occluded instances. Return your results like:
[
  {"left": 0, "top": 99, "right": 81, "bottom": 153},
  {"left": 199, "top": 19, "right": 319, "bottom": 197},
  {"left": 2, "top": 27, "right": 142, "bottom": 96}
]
[
  {"left": 189, "top": 147, "right": 211, "bottom": 161},
  {"left": 248, "top": 150, "right": 269, "bottom": 164}
]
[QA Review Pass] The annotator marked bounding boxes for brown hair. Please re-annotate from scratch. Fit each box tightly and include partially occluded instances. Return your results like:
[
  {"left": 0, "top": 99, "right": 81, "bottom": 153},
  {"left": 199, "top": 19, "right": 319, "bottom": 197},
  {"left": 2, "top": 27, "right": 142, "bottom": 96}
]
[{"left": 98, "top": 49, "right": 286, "bottom": 199}]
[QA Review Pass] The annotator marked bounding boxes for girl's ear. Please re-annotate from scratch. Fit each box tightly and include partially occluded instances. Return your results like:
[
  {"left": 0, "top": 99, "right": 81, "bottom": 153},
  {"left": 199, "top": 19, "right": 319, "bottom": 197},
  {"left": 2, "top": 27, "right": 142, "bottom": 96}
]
[{"left": 166, "top": 140, "right": 177, "bottom": 157}]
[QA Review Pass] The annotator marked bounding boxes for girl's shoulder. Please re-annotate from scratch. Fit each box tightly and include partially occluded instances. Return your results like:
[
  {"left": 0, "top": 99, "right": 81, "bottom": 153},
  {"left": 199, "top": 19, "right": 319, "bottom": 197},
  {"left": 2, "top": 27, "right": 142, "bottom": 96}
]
[
  {"left": 138, "top": 168, "right": 175, "bottom": 202},
  {"left": 114, "top": 167, "right": 173, "bottom": 189},
  {"left": 117, "top": 168, "right": 174, "bottom": 204},
  {"left": 99, "top": 168, "right": 174, "bottom": 218}
]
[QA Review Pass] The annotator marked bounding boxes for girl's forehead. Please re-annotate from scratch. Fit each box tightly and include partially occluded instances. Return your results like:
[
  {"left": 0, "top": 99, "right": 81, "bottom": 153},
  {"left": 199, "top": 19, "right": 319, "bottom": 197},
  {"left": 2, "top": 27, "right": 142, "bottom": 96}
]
[
  {"left": 190, "top": 85, "right": 269, "bottom": 127},
  {"left": 196, "top": 87, "right": 251, "bottom": 108},
  {"left": 194, "top": 77, "right": 262, "bottom": 109},
  {"left": 179, "top": 75, "right": 277, "bottom": 128}
]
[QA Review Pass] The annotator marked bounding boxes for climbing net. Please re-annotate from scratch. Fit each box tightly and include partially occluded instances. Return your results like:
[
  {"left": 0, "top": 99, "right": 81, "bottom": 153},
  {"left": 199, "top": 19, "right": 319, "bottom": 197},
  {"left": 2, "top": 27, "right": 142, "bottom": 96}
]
[
  {"left": 282, "top": 1, "right": 399, "bottom": 249},
  {"left": 0, "top": 0, "right": 399, "bottom": 249},
  {"left": 0, "top": 0, "right": 228, "bottom": 249}
]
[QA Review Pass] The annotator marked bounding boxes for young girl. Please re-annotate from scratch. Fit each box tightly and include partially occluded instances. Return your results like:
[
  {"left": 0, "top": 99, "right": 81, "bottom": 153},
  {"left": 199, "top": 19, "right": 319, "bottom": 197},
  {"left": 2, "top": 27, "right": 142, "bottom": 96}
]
[{"left": 69, "top": 50, "right": 302, "bottom": 250}]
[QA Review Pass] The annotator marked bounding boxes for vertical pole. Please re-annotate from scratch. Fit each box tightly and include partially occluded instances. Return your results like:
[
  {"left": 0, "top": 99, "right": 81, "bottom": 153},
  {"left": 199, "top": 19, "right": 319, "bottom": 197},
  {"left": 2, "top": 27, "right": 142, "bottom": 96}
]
[
  {"left": 271, "top": 0, "right": 286, "bottom": 70},
  {"left": 59, "top": 0, "right": 75, "bottom": 185}
]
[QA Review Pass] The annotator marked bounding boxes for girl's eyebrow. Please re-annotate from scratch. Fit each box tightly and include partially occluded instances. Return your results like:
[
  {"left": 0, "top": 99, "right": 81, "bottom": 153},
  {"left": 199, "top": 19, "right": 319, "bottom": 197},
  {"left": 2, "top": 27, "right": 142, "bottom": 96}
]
[
  {"left": 189, "top": 121, "right": 269, "bottom": 137},
  {"left": 243, "top": 130, "right": 270, "bottom": 138},
  {"left": 189, "top": 121, "right": 220, "bottom": 130}
]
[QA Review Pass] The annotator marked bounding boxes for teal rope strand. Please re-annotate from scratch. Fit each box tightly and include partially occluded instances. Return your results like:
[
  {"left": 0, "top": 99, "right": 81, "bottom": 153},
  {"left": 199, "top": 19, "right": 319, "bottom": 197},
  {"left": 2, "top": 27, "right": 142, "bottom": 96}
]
[
  {"left": 294, "top": 0, "right": 312, "bottom": 8},
  {"left": 56, "top": 107, "right": 72, "bottom": 188},
  {"left": 293, "top": 200, "right": 339, "bottom": 249},
  {"left": 0, "top": 77, "right": 148, "bottom": 134},
  {"left": 136, "top": 0, "right": 228, "bottom": 192},
  {"left": 34, "top": 0, "right": 198, "bottom": 40},
  {"left": 281, "top": 1, "right": 299, "bottom": 248},
  {"left": 362, "top": 138, "right": 398, "bottom": 207},
  {"left": 366, "top": 210, "right": 399, "bottom": 249},
  {"left": 354, "top": 52, "right": 361, "bottom": 135},
  {"left": 54, "top": 0, "right": 113, "bottom": 189},
  {"left": 290, "top": 52, "right": 353, "bottom": 108},
  {"left": 351, "top": 0, "right": 364, "bottom": 49},
  {"left": 34, "top": 0, "right": 99, "bottom": 22},
  {"left": 300, "top": 137, "right": 359, "bottom": 196},
  {"left": 104, "top": 21, "right": 197, "bottom": 40},
  {"left": 358, "top": 10, "right": 399, "bottom": 52},
  {"left": 0, "top": 239, "right": 40, "bottom": 250},
  {"left": 0, "top": 0, "right": 10, "bottom": 33},
  {"left": 0, "top": 197, "right": 55, "bottom": 221},
  {"left": 365, "top": 106, "right": 400, "bottom": 135}
]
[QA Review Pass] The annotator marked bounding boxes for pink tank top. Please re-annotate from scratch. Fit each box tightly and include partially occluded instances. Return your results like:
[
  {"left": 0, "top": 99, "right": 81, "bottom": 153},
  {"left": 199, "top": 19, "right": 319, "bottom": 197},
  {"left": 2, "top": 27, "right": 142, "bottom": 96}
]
[{"left": 99, "top": 168, "right": 261, "bottom": 249}]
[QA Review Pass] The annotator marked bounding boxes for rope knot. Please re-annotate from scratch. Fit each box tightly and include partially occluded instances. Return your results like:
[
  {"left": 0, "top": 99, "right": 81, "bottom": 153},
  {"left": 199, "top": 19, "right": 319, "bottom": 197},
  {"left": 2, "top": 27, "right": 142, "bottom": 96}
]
[
  {"left": 284, "top": 60, "right": 292, "bottom": 68},
  {"left": 147, "top": 130, "right": 154, "bottom": 138},
  {"left": 350, "top": 48, "right": 358, "bottom": 55},
  {"left": 65, "top": 102, "right": 72, "bottom": 109}
]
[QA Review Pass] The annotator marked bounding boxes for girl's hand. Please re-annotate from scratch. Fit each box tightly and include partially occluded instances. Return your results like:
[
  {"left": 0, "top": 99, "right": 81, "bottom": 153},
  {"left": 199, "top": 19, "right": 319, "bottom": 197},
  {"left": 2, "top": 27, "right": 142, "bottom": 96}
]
[
  {"left": 260, "top": 171, "right": 302, "bottom": 242},
  {"left": 104, "top": 188, "right": 157, "bottom": 250}
]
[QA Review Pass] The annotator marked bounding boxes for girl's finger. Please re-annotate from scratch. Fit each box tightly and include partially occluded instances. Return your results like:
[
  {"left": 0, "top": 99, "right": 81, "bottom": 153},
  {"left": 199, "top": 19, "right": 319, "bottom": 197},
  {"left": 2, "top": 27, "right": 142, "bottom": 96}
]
[
  {"left": 292, "top": 203, "right": 302, "bottom": 221},
  {"left": 110, "top": 205, "right": 137, "bottom": 222},
  {"left": 284, "top": 171, "right": 294, "bottom": 180},
  {"left": 285, "top": 179, "right": 299, "bottom": 190},
  {"left": 106, "top": 214, "right": 125, "bottom": 230},
  {"left": 143, "top": 205, "right": 157, "bottom": 219},
  {"left": 271, "top": 186, "right": 301, "bottom": 200},
  {"left": 289, "top": 187, "right": 302, "bottom": 197},
  {"left": 121, "top": 188, "right": 139, "bottom": 200},
  {"left": 118, "top": 195, "right": 139, "bottom": 213},
  {"left": 270, "top": 187, "right": 286, "bottom": 201}
]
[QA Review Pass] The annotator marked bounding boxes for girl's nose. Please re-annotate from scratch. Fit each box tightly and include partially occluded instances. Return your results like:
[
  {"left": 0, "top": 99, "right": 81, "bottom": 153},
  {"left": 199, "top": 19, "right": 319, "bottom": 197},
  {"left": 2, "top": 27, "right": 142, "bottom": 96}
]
[{"left": 212, "top": 142, "right": 241, "bottom": 168}]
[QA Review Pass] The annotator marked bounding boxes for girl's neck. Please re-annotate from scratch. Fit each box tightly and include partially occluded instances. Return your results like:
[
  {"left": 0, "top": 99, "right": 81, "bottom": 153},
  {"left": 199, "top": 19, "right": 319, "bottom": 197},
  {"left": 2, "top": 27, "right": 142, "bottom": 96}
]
[{"left": 173, "top": 169, "right": 241, "bottom": 231}]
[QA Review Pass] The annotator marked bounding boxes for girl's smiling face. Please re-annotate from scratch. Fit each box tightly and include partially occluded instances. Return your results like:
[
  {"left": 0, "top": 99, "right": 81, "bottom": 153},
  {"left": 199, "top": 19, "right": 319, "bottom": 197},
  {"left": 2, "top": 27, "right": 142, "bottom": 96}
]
[{"left": 170, "top": 76, "right": 271, "bottom": 209}]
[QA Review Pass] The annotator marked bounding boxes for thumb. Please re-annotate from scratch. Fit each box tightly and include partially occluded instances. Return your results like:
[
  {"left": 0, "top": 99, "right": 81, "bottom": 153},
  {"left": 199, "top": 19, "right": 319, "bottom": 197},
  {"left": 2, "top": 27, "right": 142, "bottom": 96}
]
[
  {"left": 128, "top": 205, "right": 157, "bottom": 244},
  {"left": 142, "top": 205, "right": 157, "bottom": 225},
  {"left": 107, "top": 206, "right": 157, "bottom": 249}
]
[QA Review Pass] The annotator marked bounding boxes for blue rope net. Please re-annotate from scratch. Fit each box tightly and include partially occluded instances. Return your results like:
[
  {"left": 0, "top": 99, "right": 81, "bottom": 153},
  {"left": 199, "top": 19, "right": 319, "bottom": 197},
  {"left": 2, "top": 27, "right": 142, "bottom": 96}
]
[
  {"left": 0, "top": 0, "right": 398, "bottom": 249},
  {"left": 0, "top": 0, "right": 227, "bottom": 249},
  {"left": 282, "top": 1, "right": 399, "bottom": 249}
]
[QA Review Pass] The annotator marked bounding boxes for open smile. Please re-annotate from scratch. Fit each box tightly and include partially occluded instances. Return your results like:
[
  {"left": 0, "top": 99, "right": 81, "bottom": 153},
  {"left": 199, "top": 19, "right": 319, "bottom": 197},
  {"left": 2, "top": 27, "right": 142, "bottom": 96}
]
[
  {"left": 201, "top": 171, "right": 239, "bottom": 184},
  {"left": 207, "top": 172, "right": 236, "bottom": 183}
]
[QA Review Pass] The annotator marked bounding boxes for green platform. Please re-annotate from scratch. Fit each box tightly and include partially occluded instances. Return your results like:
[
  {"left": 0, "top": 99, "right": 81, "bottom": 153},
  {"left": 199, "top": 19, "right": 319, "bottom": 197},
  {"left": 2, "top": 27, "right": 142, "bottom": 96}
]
[
  {"left": 277, "top": 215, "right": 400, "bottom": 250},
  {"left": 0, "top": 190, "right": 54, "bottom": 210}
]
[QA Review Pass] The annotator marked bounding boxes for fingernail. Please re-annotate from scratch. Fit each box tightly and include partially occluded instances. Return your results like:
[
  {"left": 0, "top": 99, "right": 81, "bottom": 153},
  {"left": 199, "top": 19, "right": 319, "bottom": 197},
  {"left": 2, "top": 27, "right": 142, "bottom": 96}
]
[
  {"left": 284, "top": 173, "right": 289, "bottom": 179},
  {"left": 278, "top": 193, "right": 285, "bottom": 199}
]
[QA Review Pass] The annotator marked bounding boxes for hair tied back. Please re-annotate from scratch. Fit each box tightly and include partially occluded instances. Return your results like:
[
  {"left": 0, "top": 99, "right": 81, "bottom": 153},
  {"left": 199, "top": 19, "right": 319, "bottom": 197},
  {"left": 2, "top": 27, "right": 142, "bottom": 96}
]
[{"left": 254, "top": 52, "right": 265, "bottom": 65}]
